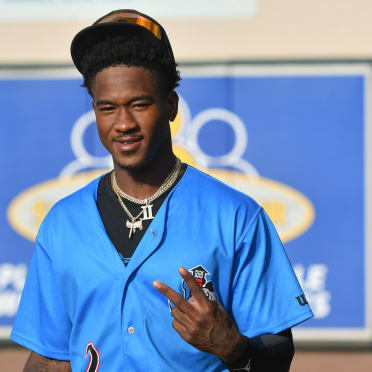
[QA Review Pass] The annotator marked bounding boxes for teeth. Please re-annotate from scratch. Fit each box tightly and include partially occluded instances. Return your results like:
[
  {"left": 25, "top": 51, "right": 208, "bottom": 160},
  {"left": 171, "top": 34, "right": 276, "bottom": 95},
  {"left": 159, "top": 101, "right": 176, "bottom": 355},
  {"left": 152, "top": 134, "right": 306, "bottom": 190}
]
[
  {"left": 122, "top": 140, "right": 137, "bottom": 144},
  {"left": 117, "top": 139, "right": 139, "bottom": 145}
]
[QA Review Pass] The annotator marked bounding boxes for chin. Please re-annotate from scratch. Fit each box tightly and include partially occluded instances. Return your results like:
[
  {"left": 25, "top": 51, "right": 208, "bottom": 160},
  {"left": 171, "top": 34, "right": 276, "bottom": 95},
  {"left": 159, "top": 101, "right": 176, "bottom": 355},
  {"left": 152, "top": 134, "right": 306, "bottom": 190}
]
[{"left": 114, "top": 156, "right": 151, "bottom": 173}]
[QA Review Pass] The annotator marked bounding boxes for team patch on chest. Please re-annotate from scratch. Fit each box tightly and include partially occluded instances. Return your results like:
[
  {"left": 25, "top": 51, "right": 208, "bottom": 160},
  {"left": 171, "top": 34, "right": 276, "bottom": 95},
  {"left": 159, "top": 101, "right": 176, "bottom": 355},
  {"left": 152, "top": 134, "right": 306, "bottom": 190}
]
[
  {"left": 168, "top": 264, "right": 217, "bottom": 311},
  {"left": 183, "top": 265, "right": 217, "bottom": 301}
]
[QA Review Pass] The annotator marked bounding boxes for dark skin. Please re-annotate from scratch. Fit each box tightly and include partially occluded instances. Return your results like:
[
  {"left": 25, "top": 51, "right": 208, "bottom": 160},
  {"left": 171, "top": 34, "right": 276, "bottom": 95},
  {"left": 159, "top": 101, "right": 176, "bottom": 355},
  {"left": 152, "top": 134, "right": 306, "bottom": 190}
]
[
  {"left": 92, "top": 65, "right": 179, "bottom": 198},
  {"left": 23, "top": 65, "right": 293, "bottom": 371},
  {"left": 23, "top": 352, "right": 71, "bottom": 372}
]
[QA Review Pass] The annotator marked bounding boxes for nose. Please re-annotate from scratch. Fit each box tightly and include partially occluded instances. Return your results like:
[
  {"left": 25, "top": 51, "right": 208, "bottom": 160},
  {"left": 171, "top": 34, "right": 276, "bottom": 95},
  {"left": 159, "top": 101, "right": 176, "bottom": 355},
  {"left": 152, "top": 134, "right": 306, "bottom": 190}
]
[{"left": 113, "top": 106, "right": 138, "bottom": 132}]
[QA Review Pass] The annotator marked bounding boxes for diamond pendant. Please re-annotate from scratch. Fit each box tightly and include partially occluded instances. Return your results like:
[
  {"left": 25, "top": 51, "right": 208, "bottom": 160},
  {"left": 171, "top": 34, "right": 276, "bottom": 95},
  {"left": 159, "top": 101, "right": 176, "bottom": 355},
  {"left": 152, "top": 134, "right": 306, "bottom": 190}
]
[{"left": 126, "top": 219, "right": 143, "bottom": 239}]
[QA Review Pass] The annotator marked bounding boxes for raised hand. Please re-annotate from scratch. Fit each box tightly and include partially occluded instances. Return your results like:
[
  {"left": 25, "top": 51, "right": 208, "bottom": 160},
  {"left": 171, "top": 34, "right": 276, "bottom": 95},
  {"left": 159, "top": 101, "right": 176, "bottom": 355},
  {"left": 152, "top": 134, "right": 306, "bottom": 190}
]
[{"left": 153, "top": 267, "right": 246, "bottom": 363}]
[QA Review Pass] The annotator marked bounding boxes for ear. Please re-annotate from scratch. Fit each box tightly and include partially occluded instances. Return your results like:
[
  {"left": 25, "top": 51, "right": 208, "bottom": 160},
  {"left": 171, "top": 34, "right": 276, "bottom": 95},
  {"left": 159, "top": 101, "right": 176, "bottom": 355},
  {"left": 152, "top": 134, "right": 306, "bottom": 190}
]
[{"left": 167, "top": 91, "right": 179, "bottom": 122}]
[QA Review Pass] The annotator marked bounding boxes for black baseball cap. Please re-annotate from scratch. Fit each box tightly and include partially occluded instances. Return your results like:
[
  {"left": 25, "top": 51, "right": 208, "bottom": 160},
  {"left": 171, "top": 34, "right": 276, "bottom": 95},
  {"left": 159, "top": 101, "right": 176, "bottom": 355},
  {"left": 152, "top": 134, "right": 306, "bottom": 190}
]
[{"left": 71, "top": 9, "right": 176, "bottom": 74}]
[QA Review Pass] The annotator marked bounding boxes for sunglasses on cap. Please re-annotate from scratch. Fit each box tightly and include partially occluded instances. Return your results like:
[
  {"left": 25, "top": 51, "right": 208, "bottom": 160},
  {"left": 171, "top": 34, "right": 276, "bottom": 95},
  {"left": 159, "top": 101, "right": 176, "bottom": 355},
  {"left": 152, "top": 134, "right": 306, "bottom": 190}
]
[{"left": 94, "top": 9, "right": 162, "bottom": 40}]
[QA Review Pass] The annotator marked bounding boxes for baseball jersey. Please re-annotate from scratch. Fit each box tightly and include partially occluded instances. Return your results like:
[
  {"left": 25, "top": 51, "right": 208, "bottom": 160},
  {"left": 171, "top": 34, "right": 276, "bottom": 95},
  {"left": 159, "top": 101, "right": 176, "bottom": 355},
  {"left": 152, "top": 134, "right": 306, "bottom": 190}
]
[{"left": 11, "top": 165, "right": 313, "bottom": 372}]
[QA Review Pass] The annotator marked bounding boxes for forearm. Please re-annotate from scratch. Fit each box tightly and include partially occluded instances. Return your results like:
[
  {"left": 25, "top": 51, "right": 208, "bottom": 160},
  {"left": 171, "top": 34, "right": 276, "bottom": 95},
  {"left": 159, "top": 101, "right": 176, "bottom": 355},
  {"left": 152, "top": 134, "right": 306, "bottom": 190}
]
[
  {"left": 24, "top": 351, "right": 72, "bottom": 372},
  {"left": 221, "top": 329, "right": 294, "bottom": 372}
]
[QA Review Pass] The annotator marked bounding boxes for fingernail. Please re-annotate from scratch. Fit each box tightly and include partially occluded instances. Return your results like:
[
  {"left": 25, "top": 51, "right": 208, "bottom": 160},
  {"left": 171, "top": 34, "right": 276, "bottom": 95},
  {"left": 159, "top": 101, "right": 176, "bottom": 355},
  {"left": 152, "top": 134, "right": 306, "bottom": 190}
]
[
  {"left": 153, "top": 281, "right": 161, "bottom": 289},
  {"left": 179, "top": 267, "right": 187, "bottom": 274}
]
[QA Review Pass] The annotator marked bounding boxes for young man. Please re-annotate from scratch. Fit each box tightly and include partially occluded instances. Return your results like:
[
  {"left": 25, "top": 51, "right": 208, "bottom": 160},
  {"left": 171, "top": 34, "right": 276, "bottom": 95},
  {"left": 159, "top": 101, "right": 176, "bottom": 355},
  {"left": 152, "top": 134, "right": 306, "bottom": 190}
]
[{"left": 11, "top": 9, "right": 313, "bottom": 372}]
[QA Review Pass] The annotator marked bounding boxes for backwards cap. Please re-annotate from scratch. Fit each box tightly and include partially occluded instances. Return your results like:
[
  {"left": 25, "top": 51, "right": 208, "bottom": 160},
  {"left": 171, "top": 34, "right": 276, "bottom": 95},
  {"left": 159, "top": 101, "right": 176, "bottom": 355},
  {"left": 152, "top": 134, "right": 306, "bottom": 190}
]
[{"left": 71, "top": 9, "right": 175, "bottom": 74}]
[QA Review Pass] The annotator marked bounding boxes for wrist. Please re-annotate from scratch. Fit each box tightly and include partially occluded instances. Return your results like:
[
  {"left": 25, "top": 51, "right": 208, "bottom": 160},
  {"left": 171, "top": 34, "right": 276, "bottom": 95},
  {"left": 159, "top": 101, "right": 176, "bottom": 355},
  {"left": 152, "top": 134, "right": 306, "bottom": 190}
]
[{"left": 218, "top": 333, "right": 249, "bottom": 364}]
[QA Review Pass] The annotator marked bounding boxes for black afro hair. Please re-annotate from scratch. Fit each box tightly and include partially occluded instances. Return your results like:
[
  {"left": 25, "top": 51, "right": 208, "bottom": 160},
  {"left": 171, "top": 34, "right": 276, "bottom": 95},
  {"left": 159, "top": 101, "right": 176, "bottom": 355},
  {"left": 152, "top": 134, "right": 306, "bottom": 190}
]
[{"left": 80, "top": 34, "right": 181, "bottom": 97}]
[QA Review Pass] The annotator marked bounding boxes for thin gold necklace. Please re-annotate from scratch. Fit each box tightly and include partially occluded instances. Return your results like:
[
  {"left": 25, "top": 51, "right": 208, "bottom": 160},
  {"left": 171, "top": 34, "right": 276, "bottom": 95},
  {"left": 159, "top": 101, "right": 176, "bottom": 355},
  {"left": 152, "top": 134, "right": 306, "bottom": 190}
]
[{"left": 112, "top": 158, "right": 182, "bottom": 239}]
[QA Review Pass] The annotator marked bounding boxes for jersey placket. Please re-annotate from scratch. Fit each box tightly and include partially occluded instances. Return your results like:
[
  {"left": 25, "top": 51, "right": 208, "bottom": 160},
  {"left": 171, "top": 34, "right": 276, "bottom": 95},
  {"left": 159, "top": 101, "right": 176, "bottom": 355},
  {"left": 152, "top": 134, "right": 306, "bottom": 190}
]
[{"left": 119, "top": 199, "right": 167, "bottom": 371}]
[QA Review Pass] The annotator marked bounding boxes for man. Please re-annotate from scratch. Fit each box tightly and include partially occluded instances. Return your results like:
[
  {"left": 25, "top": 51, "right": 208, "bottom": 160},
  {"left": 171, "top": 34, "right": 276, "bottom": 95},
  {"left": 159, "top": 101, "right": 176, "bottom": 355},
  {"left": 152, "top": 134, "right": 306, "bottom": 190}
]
[{"left": 11, "top": 9, "right": 313, "bottom": 372}]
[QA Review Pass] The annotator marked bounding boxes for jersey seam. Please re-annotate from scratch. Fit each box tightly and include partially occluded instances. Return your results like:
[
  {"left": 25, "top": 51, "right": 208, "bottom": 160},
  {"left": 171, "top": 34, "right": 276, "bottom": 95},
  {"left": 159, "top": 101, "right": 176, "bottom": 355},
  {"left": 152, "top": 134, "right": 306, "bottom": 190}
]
[{"left": 235, "top": 207, "right": 263, "bottom": 252}]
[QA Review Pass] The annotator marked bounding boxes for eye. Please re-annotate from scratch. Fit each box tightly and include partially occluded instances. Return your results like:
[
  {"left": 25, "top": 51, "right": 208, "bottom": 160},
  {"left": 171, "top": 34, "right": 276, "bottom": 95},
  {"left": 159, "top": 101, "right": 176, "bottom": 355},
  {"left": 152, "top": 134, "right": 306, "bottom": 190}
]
[
  {"left": 134, "top": 103, "right": 146, "bottom": 108},
  {"left": 99, "top": 106, "right": 115, "bottom": 112},
  {"left": 133, "top": 101, "right": 152, "bottom": 109}
]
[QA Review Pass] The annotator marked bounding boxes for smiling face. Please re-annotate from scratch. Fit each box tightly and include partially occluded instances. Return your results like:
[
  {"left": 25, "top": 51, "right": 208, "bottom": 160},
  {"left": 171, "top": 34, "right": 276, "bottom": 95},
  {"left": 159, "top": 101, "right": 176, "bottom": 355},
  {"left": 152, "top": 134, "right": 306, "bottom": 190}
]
[{"left": 92, "top": 65, "right": 178, "bottom": 172}]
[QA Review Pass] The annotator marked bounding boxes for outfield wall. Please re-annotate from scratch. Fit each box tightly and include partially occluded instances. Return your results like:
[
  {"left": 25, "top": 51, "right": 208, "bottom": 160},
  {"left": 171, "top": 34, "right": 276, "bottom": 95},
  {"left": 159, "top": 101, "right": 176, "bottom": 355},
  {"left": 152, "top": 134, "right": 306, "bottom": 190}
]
[{"left": 0, "top": 63, "right": 371, "bottom": 345}]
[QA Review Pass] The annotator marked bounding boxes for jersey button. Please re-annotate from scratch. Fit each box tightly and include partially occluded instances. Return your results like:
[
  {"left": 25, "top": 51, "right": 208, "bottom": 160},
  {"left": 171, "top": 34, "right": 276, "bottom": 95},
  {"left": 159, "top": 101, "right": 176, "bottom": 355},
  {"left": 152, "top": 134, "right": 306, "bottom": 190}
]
[{"left": 128, "top": 326, "right": 135, "bottom": 335}]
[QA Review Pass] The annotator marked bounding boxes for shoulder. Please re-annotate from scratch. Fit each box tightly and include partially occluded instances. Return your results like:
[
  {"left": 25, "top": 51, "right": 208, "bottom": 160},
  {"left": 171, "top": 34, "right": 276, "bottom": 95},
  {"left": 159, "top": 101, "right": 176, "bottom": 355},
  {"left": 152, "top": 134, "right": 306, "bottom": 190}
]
[
  {"left": 183, "top": 165, "right": 260, "bottom": 209},
  {"left": 180, "top": 166, "right": 262, "bottom": 231},
  {"left": 52, "top": 174, "right": 101, "bottom": 211},
  {"left": 37, "top": 174, "right": 103, "bottom": 237}
]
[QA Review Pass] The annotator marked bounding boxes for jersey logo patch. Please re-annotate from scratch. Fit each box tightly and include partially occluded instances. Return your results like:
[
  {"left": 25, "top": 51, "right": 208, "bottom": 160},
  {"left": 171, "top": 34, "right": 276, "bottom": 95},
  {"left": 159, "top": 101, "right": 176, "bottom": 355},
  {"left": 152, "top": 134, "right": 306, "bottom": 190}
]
[
  {"left": 85, "top": 342, "right": 100, "bottom": 372},
  {"left": 183, "top": 265, "right": 217, "bottom": 301},
  {"left": 296, "top": 294, "right": 308, "bottom": 306},
  {"left": 168, "top": 264, "right": 217, "bottom": 312}
]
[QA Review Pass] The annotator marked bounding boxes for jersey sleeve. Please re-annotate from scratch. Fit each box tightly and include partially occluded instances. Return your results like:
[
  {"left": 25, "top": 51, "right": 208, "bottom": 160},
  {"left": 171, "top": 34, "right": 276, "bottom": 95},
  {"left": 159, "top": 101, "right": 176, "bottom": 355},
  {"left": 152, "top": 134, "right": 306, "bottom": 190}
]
[
  {"left": 231, "top": 208, "right": 313, "bottom": 338},
  {"left": 10, "top": 235, "right": 71, "bottom": 360}
]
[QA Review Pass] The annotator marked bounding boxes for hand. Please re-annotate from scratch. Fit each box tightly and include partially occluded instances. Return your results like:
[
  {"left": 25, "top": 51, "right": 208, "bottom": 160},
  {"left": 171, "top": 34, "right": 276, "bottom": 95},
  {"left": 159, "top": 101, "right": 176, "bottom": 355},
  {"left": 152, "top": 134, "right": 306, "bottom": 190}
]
[{"left": 153, "top": 267, "right": 245, "bottom": 363}]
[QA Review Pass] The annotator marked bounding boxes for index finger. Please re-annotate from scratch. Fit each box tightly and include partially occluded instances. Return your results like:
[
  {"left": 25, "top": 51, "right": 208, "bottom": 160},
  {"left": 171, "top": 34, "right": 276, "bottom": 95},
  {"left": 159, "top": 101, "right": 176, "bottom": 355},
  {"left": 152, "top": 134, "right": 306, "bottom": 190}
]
[
  {"left": 153, "top": 280, "right": 195, "bottom": 314},
  {"left": 178, "top": 267, "right": 210, "bottom": 304}
]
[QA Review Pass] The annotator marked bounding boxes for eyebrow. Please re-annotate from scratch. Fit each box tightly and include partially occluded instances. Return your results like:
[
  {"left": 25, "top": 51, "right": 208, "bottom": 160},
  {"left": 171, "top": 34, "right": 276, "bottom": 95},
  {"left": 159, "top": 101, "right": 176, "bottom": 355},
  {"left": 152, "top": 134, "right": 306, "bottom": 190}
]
[
  {"left": 95, "top": 100, "right": 113, "bottom": 106},
  {"left": 95, "top": 95, "right": 154, "bottom": 106}
]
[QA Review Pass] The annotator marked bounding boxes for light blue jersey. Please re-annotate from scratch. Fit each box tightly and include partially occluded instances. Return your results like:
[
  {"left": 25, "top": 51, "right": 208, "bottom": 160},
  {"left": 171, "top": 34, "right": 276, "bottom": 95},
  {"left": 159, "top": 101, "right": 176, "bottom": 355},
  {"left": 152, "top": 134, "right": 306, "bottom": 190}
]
[{"left": 11, "top": 166, "right": 313, "bottom": 371}]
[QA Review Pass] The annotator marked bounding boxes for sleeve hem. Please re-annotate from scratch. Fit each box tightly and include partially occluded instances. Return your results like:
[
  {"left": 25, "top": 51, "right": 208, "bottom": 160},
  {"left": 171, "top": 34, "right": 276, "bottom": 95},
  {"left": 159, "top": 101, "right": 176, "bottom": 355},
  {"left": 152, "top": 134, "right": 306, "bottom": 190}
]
[
  {"left": 246, "top": 310, "right": 314, "bottom": 338},
  {"left": 10, "top": 330, "right": 70, "bottom": 361}
]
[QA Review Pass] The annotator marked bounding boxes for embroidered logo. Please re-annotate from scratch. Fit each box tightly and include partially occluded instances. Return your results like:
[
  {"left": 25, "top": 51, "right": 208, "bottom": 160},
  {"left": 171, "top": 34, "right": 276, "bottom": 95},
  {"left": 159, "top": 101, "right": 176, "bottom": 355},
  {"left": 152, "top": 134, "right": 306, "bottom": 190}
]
[
  {"left": 167, "top": 264, "right": 218, "bottom": 311},
  {"left": 182, "top": 265, "right": 217, "bottom": 301},
  {"left": 85, "top": 342, "right": 100, "bottom": 372},
  {"left": 296, "top": 294, "right": 309, "bottom": 306}
]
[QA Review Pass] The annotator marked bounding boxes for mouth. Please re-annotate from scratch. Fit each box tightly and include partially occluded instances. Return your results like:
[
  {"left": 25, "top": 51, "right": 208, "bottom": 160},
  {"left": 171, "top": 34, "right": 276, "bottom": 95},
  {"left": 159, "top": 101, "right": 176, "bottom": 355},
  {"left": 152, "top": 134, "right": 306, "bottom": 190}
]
[{"left": 114, "top": 136, "right": 143, "bottom": 152}]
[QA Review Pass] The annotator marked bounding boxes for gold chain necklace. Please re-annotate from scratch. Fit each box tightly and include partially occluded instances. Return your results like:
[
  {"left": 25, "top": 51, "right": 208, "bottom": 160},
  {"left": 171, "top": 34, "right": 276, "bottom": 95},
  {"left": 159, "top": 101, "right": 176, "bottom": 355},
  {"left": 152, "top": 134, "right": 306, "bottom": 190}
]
[{"left": 112, "top": 158, "right": 181, "bottom": 239}]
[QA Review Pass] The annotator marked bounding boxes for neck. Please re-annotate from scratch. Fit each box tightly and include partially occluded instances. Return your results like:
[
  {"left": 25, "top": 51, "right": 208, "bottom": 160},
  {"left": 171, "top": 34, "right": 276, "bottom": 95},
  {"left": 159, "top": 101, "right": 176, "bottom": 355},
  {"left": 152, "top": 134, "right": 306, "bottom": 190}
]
[{"left": 112, "top": 153, "right": 177, "bottom": 200}]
